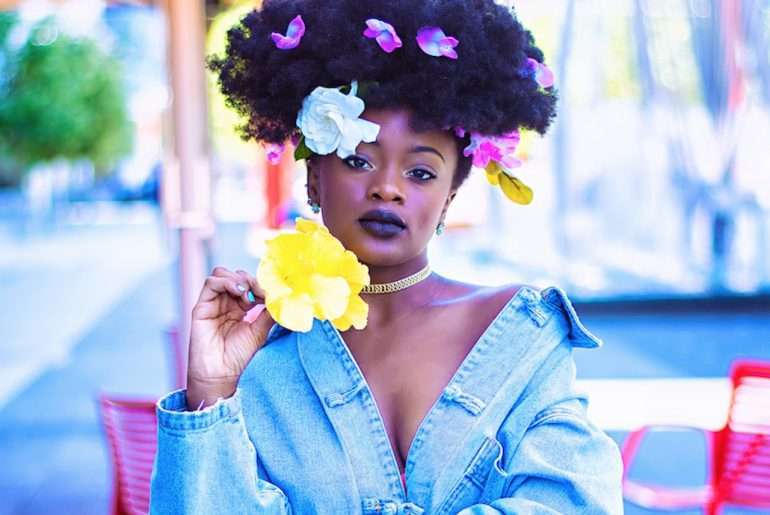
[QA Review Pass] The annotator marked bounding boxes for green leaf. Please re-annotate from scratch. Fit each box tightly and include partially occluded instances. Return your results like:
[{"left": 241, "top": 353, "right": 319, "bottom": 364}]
[
  {"left": 293, "top": 136, "right": 312, "bottom": 160},
  {"left": 357, "top": 80, "right": 380, "bottom": 98}
]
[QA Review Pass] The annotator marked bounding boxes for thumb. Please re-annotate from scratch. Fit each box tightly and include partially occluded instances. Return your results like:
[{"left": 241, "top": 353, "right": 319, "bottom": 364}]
[{"left": 243, "top": 304, "right": 275, "bottom": 346}]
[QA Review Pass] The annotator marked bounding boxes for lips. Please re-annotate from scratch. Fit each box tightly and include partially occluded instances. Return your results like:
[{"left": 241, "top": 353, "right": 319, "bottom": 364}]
[{"left": 358, "top": 209, "right": 407, "bottom": 238}]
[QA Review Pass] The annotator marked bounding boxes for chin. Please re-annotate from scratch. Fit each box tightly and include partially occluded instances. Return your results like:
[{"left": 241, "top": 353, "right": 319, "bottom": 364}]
[
  {"left": 346, "top": 235, "right": 422, "bottom": 268},
  {"left": 326, "top": 220, "right": 426, "bottom": 265},
  {"left": 345, "top": 240, "right": 407, "bottom": 267}
]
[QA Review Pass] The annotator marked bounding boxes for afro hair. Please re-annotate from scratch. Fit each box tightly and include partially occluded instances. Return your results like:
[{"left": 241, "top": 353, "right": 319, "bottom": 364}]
[{"left": 208, "top": 0, "right": 557, "bottom": 188}]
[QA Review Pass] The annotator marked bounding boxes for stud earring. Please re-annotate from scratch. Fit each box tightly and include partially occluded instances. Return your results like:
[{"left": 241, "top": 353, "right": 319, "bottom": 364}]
[
  {"left": 307, "top": 199, "right": 321, "bottom": 214},
  {"left": 436, "top": 221, "right": 445, "bottom": 235}
]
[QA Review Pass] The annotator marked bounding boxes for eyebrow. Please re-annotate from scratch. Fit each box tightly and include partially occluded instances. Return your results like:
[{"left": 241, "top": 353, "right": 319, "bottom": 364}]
[
  {"left": 410, "top": 145, "right": 445, "bottom": 163},
  {"left": 367, "top": 141, "right": 446, "bottom": 163}
]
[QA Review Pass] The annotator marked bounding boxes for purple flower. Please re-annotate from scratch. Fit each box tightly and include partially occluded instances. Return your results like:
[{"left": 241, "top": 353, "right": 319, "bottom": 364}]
[
  {"left": 265, "top": 142, "right": 285, "bottom": 165},
  {"left": 416, "top": 26, "right": 459, "bottom": 59},
  {"left": 463, "top": 130, "right": 521, "bottom": 169},
  {"left": 526, "top": 57, "right": 555, "bottom": 88},
  {"left": 271, "top": 15, "right": 305, "bottom": 50},
  {"left": 363, "top": 19, "right": 402, "bottom": 53}
]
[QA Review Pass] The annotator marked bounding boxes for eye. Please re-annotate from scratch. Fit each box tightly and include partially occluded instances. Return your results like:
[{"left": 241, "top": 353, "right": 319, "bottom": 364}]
[
  {"left": 342, "top": 155, "right": 372, "bottom": 170},
  {"left": 406, "top": 167, "right": 437, "bottom": 181}
]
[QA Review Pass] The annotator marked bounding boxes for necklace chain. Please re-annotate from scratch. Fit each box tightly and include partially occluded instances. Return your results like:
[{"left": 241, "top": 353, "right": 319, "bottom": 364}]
[{"left": 360, "top": 264, "right": 432, "bottom": 294}]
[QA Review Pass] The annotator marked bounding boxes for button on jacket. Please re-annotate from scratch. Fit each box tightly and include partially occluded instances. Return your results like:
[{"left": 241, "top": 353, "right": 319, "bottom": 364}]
[{"left": 149, "top": 285, "right": 623, "bottom": 514}]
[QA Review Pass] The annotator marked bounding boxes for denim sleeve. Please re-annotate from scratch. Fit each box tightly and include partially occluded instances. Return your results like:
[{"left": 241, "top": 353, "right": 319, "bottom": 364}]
[
  {"left": 149, "top": 388, "right": 293, "bottom": 514},
  {"left": 455, "top": 399, "right": 623, "bottom": 515}
]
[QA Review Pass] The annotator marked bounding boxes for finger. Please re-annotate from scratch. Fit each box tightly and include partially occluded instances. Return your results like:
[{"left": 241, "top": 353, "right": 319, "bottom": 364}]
[
  {"left": 210, "top": 267, "right": 257, "bottom": 305},
  {"left": 234, "top": 270, "right": 266, "bottom": 300},
  {"left": 245, "top": 305, "right": 276, "bottom": 349},
  {"left": 196, "top": 275, "right": 254, "bottom": 308},
  {"left": 242, "top": 303, "right": 266, "bottom": 324}
]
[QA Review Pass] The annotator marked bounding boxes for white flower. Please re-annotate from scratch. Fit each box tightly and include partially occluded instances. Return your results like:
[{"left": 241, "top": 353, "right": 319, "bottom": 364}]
[{"left": 296, "top": 81, "right": 380, "bottom": 159}]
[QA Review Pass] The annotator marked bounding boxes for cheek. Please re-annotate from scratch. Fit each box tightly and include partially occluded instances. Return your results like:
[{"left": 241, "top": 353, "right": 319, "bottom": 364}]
[{"left": 411, "top": 188, "right": 450, "bottom": 234}]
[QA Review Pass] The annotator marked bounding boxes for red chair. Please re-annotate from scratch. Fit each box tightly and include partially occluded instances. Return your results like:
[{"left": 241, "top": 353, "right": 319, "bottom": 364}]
[
  {"left": 98, "top": 394, "right": 159, "bottom": 515},
  {"left": 621, "top": 359, "right": 770, "bottom": 514}
]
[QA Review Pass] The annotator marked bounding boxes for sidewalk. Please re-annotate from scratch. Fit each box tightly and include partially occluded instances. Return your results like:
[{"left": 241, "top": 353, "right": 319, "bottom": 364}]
[{"left": 0, "top": 266, "right": 174, "bottom": 514}]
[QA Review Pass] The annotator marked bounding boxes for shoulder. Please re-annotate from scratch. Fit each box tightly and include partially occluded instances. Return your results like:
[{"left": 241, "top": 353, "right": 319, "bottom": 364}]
[
  {"left": 239, "top": 323, "right": 298, "bottom": 385},
  {"left": 456, "top": 282, "right": 533, "bottom": 317},
  {"left": 452, "top": 281, "right": 603, "bottom": 349}
]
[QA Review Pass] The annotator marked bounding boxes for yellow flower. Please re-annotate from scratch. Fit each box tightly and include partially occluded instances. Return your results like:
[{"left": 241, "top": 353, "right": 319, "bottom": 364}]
[
  {"left": 484, "top": 162, "right": 534, "bottom": 205},
  {"left": 257, "top": 218, "right": 370, "bottom": 332}
]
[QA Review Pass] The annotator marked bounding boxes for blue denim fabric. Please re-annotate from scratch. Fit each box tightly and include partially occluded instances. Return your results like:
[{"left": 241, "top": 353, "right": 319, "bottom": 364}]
[{"left": 149, "top": 285, "right": 623, "bottom": 514}]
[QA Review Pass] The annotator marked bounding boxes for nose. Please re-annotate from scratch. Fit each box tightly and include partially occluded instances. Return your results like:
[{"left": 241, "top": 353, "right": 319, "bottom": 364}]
[{"left": 367, "top": 165, "right": 404, "bottom": 204}]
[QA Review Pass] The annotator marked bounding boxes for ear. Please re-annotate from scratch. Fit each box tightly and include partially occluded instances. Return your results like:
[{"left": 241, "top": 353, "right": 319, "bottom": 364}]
[
  {"left": 306, "top": 157, "right": 321, "bottom": 205},
  {"left": 438, "top": 189, "right": 457, "bottom": 223}
]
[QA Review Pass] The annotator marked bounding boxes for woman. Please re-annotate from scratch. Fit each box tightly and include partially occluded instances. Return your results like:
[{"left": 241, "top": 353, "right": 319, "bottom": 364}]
[{"left": 150, "top": 0, "right": 623, "bottom": 513}]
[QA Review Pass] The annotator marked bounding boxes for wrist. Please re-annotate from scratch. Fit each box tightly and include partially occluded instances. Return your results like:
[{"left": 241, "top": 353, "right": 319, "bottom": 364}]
[{"left": 186, "top": 378, "right": 237, "bottom": 411}]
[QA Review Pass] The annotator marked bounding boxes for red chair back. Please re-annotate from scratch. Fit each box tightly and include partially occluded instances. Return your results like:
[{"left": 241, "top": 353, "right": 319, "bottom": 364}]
[
  {"left": 711, "top": 360, "right": 770, "bottom": 510},
  {"left": 98, "top": 394, "right": 158, "bottom": 515}
]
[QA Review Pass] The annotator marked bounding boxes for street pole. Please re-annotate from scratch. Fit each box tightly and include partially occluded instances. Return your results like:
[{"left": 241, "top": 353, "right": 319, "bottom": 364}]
[{"left": 162, "top": 0, "right": 213, "bottom": 389}]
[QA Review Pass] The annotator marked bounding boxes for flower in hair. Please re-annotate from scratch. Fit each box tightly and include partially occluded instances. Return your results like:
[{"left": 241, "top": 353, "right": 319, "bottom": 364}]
[
  {"left": 264, "top": 142, "right": 285, "bottom": 165},
  {"left": 463, "top": 130, "right": 521, "bottom": 169},
  {"left": 416, "top": 26, "right": 459, "bottom": 59},
  {"left": 296, "top": 81, "right": 380, "bottom": 159},
  {"left": 484, "top": 162, "right": 533, "bottom": 205},
  {"left": 526, "top": 57, "right": 555, "bottom": 88},
  {"left": 363, "top": 19, "right": 402, "bottom": 53},
  {"left": 271, "top": 15, "right": 305, "bottom": 50},
  {"left": 257, "top": 218, "right": 370, "bottom": 332}
]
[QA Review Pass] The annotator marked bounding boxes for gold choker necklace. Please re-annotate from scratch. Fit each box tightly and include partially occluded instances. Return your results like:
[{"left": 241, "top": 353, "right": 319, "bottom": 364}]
[{"left": 361, "top": 264, "right": 432, "bottom": 294}]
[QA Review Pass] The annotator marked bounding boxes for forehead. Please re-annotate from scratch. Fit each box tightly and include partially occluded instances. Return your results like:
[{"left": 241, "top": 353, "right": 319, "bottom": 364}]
[{"left": 360, "top": 107, "right": 455, "bottom": 151}]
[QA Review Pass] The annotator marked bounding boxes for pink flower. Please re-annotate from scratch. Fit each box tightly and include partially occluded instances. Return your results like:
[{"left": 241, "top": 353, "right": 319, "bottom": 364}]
[
  {"left": 363, "top": 19, "right": 402, "bottom": 53},
  {"left": 526, "top": 57, "right": 555, "bottom": 88},
  {"left": 416, "top": 26, "right": 459, "bottom": 59},
  {"left": 463, "top": 130, "right": 521, "bottom": 169},
  {"left": 265, "top": 142, "right": 285, "bottom": 165},
  {"left": 271, "top": 15, "right": 305, "bottom": 50}
]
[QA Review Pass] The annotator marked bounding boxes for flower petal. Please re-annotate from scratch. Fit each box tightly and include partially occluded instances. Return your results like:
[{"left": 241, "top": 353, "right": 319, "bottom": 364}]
[
  {"left": 484, "top": 162, "right": 501, "bottom": 185},
  {"left": 295, "top": 217, "right": 326, "bottom": 234},
  {"left": 377, "top": 32, "right": 402, "bottom": 53},
  {"left": 417, "top": 26, "right": 458, "bottom": 59},
  {"left": 363, "top": 18, "right": 402, "bottom": 53},
  {"left": 308, "top": 274, "right": 350, "bottom": 320},
  {"left": 264, "top": 142, "right": 285, "bottom": 165},
  {"left": 498, "top": 174, "right": 534, "bottom": 205},
  {"left": 332, "top": 294, "right": 369, "bottom": 331},
  {"left": 271, "top": 15, "right": 305, "bottom": 50},
  {"left": 268, "top": 292, "right": 315, "bottom": 332},
  {"left": 526, "top": 57, "right": 555, "bottom": 88}
]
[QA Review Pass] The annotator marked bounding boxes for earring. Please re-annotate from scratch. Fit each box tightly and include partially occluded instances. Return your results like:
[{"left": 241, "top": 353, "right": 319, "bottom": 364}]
[
  {"left": 307, "top": 199, "right": 321, "bottom": 214},
  {"left": 436, "top": 221, "right": 445, "bottom": 235}
]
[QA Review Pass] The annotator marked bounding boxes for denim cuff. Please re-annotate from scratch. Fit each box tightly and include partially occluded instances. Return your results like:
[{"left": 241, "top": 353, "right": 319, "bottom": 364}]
[{"left": 156, "top": 388, "right": 242, "bottom": 431}]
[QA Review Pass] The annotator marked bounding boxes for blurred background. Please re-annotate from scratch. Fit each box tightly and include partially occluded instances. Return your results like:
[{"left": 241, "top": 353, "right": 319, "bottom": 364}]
[{"left": 0, "top": 0, "right": 768, "bottom": 513}]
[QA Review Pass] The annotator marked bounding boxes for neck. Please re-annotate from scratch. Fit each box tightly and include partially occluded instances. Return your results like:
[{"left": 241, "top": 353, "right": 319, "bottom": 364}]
[
  {"left": 359, "top": 254, "right": 440, "bottom": 326},
  {"left": 365, "top": 255, "right": 429, "bottom": 285}
]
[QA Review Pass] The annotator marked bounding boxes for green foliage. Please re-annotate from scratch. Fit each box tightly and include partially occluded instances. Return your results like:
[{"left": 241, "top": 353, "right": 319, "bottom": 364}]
[
  {"left": 0, "top": 17, "right": 133, "bottom": 180},
  {"left": 293, "top": 136, "right": 311, "bottom": 161}
]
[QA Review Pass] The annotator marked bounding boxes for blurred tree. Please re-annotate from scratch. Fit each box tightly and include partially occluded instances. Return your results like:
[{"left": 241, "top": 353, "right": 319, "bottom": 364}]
[{"left": 0, "top": 13, "right": 133, "bottom": 185}]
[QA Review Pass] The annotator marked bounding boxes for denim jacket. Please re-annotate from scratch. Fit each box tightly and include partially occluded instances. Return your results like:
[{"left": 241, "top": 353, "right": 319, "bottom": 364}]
[{"left": 150, "top": 285, "right": 623, "bottom": 514}]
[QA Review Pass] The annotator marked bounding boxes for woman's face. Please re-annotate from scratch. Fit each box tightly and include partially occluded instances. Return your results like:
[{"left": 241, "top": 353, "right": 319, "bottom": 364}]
[{"left": 307, "top": 108, "right": 458, "bottom": 267}]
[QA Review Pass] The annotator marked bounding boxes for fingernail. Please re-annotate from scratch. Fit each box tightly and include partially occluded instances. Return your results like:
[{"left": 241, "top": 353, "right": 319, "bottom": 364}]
[
  {"left": 247, "top": 291, "right": 256, "bottom": 303},
  {"left": 237, "top": 284, "right": 247, "bottom": 292}
]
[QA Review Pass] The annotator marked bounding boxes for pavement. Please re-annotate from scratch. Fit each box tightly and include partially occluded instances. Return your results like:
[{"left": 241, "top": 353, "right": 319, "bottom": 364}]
[{"left": 1, "top": 200, "right": 769, "bottom": 514}]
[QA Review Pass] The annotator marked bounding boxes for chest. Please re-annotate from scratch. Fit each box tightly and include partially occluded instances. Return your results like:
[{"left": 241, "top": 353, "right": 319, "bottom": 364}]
[{"left": 343, "top": 306, "right": 491, "bottom": 472}]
